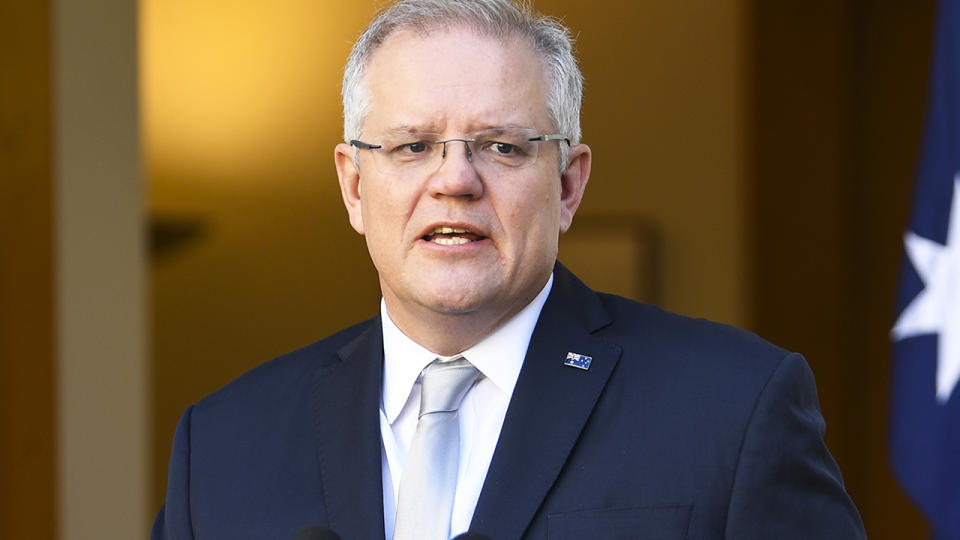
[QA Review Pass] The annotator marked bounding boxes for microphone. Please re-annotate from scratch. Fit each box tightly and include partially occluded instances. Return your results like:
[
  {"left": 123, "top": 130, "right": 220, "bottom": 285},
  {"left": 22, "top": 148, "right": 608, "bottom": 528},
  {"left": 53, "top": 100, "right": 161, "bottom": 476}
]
[
  {"left": 291, "top": 526, "right": 342, "bottom": 540},
  {"left": 452, "top": 533, "right": 493, "bottom": 540}
]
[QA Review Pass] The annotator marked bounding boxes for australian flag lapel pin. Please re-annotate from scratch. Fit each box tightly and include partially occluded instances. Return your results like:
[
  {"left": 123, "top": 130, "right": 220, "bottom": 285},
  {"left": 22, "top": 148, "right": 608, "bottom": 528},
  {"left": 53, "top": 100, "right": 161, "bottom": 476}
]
[{"left": 564, "top": 352, "right": 592, "bottom": 371}]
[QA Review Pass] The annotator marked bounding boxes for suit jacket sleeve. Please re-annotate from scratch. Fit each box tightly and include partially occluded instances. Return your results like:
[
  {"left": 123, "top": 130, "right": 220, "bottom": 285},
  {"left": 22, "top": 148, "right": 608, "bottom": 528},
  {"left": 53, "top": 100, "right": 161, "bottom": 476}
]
[
  {"left": 151, "top": 405, "right": 196, "bottom": 540},
  {"left": 724, "top": 352, "right": 865, "bottom": 538}
]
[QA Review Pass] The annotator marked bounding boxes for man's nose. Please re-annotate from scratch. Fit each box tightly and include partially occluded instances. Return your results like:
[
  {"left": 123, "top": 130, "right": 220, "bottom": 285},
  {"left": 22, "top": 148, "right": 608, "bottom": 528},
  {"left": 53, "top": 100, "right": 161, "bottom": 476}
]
[{"left": 427, "top": 140, "right": 483, "bottom": 199}]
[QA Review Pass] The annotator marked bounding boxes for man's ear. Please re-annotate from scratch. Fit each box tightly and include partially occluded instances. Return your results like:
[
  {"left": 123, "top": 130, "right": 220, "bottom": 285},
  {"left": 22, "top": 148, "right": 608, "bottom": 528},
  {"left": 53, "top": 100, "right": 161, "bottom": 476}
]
[
  {"left": 334, "top": 142, "right": 365, "bottom": 235},
  {"left": 559, "top": 143, "right": 592, "bottom": 233}
]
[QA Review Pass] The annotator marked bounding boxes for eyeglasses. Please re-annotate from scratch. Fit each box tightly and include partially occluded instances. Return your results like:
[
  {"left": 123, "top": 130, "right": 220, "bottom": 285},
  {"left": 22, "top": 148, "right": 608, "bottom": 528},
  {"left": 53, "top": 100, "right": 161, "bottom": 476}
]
[{"left": 350, "top": 127, "right": 570, "bottom": 176}]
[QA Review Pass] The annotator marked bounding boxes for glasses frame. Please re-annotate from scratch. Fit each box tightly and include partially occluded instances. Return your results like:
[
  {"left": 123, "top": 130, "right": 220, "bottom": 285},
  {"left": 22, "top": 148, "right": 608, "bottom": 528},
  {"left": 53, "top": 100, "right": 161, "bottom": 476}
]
[{"left": 349, "top": 131, "right": 571, "bottom": 175}]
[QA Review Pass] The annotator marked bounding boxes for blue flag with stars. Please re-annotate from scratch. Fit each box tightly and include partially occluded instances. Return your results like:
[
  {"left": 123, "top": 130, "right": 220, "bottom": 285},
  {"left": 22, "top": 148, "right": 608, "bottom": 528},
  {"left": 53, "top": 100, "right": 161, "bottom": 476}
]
[{"left": 891, "top": 1, "right": 960, "bottom": 537}]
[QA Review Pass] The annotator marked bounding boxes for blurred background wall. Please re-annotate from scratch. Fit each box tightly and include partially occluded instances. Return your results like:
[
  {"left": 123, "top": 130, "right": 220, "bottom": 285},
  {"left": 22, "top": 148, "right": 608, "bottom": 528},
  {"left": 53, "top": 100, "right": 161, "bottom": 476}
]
[
  {"left": 2, "top": 1, "right": 147, "bottom": 538},
  {"left": 0, "top": 0, "right": 935, "bottom": 538}
]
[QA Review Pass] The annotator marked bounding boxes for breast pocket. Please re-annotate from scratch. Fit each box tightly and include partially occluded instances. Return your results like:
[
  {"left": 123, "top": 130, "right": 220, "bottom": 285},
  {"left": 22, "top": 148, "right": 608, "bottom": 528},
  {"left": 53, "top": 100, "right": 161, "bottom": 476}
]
[{"left": 547, "top": 504, "right": 692, "bottom": 540}]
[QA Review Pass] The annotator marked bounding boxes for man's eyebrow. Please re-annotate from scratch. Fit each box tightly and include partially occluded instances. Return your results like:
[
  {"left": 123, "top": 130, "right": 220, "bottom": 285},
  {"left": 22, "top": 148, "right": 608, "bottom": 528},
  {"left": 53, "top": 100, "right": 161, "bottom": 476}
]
[
  {"left": 382, "top": 124, "right": 442, "bottom": 135},
  {"left": 470, "top": 124, "right": 539, "bottom": 134},
  {"left": 473, "top": 125, "right": 524, "bottom": 134},
  {"left": 380, "top": 123, "right": 533, "bottom": 137}
]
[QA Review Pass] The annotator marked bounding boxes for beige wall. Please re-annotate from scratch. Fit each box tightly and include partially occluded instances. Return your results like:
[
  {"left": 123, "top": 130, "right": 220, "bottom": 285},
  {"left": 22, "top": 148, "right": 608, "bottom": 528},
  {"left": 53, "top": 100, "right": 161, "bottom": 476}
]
[
  {"left": 559, "top": 0, "right": 750, "bottom": 326},
  {"left": 55, "top": 0, "right": 149, "bottom": 537},
  {"left": 144, "top": 1, "right": 385, "bottom": 507},
  {"left": 1, "top": 1, "right": 148, "bottom": 538}
]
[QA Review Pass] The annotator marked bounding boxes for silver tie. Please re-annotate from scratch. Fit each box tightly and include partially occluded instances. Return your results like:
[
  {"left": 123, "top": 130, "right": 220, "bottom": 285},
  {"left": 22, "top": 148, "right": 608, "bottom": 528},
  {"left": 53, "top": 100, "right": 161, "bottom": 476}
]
[{"left": 393, "top": 357, "right": 481, "bottom": 540}]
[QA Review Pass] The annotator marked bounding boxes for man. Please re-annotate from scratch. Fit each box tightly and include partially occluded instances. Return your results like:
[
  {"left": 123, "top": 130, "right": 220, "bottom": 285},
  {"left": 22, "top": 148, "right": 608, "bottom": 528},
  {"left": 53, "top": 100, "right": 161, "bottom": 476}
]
[{"left": 153, "top": 1, "right": 866, "bottom": 538}]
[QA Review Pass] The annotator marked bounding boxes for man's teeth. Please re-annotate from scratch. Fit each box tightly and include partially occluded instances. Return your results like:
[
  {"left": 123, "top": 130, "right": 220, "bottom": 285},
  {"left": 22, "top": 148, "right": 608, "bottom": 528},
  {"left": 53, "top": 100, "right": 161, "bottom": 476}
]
[
  {"left": 431, "top": 236, "right": 472, "bottom": 246},
  {"left": 426, "top": 226, "right": 478, "bottom": 245}
]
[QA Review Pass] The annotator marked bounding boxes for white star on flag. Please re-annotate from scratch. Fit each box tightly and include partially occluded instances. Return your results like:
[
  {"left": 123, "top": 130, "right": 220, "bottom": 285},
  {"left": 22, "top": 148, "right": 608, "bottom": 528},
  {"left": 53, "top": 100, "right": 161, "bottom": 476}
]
[{"left": 892, "top": 175, "right": 960, "bottom": 403}]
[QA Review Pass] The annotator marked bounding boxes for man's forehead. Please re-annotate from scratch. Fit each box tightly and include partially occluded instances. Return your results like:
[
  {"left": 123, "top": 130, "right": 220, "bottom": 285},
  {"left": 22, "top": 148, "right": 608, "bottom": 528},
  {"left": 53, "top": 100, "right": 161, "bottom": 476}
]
[{"left": 362, "top": 27, "right": 551, "bottom": 134}]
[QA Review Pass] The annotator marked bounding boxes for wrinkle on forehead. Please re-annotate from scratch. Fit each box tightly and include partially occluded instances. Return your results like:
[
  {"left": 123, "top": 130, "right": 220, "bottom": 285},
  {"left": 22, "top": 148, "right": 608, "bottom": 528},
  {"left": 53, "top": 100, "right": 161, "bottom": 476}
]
[{"left": 381, "top": 123, "right": 540, "bottom": 137}]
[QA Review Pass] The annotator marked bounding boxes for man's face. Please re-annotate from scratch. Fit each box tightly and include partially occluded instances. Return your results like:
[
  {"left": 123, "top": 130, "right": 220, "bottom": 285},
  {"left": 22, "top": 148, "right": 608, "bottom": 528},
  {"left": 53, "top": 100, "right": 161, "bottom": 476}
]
[{"left": 335, "top": 27, "right": 590, "bottom": 345}]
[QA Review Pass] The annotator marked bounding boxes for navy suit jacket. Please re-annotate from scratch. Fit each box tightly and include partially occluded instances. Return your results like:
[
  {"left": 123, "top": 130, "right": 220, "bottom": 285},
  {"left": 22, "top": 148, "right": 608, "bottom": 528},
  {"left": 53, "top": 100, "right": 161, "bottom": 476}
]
[{"left": 153, "top": 263, "right": 866, "bottom": 539}]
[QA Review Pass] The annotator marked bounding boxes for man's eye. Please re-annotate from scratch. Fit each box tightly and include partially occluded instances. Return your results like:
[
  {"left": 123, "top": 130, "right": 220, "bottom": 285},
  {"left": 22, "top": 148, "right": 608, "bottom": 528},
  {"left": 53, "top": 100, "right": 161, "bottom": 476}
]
[
  {"left": 490, "top": 142, "right": 517, "bottom": 155},
  {"left": 397, "top": 141, "right": 429, "bottom": 154}
]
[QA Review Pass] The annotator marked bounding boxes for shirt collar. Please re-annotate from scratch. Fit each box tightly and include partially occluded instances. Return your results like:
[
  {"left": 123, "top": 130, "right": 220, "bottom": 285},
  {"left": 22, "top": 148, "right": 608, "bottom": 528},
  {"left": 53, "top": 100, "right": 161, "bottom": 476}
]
[{"left": 380, "top": 273, "right": 554, "bottom": 423}]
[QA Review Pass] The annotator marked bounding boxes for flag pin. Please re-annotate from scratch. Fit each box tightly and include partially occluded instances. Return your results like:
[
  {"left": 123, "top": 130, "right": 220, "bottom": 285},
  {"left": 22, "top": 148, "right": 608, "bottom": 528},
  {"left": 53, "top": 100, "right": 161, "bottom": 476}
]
[{"left": 564, "top": 352, "right": 592, "bottom": 370}]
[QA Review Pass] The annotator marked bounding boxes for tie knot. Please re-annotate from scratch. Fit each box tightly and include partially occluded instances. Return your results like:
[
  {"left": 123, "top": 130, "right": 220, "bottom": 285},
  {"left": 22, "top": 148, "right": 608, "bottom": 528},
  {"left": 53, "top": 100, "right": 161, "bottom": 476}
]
[{"left": 419, "top": 357, "right": 480, "bottom": 417}]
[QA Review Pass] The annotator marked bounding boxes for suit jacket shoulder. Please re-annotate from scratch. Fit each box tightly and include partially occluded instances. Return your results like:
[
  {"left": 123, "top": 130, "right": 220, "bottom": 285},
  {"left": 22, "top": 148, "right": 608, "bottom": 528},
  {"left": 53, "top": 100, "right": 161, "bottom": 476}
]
[
  {"left": 153, "top": 316, "right": 386, "bottom": 540},
  {"left": 597, "top": 288, "right": 788, "bottom": 373},
  {"left": 194, "top": 316, "right": 376, "bottom": 417},
  {"left": 469, "top": 263, "right": 865, "bottom": 539}
]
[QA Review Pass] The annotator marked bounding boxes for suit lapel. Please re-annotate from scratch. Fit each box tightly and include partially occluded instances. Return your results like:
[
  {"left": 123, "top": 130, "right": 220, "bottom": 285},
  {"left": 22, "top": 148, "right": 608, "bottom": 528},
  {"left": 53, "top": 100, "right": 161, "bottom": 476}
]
[
  {"left": 470, "top": 264, "right": 623, "bottom": 539},
  {"left": 312, "top": 320, "right": 386, "bottom": 540}
]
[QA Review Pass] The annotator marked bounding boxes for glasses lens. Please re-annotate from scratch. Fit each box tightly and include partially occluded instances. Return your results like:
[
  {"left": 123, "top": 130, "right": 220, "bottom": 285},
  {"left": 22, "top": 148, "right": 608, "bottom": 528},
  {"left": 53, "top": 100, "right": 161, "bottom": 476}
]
[
  {"left": 473, "top": 128, "right": 539, "bottom": 170},
  {"left": 360, "top": 128, "right": 556, "bottom": 176},
  {"left": 371, "top": 133, "right": 442, "bottom": 175}
]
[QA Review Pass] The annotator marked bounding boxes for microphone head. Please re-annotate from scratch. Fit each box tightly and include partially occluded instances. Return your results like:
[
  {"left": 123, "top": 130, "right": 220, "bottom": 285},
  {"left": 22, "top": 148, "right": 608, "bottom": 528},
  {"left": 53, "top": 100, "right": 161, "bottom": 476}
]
[
  {"left": 291, "top": 526, "right": 342, "bottom": 540},
  {"left": 452, "top": 533, "right": 493, "bottom": 540}
]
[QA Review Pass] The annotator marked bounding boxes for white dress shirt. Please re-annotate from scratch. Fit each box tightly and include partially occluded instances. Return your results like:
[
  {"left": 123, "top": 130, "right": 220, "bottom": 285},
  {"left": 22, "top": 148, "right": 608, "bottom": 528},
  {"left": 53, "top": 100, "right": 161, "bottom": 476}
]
[{"left": 379, "top": 274, "right": 554, "bottom": 540}]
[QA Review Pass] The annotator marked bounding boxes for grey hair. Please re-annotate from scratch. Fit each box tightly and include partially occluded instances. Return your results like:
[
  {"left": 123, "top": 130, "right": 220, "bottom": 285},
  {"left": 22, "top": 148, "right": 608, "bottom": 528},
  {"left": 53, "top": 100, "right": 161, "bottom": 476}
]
[{"left": 341, "top": 0, "right": 583, "bottom": 169}]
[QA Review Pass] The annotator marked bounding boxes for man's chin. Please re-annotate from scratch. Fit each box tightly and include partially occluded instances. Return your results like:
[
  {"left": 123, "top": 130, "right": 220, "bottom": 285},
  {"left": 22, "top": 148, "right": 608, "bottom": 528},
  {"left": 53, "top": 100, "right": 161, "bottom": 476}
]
[{"left": 416, "top": 288, "right": 495, "bottom": 317}]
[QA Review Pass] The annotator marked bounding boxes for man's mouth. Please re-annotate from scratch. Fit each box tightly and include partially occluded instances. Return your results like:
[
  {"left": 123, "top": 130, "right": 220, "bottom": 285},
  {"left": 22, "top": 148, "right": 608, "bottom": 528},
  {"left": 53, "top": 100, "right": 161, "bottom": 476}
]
[{"left": 423, "top": 226, "right": 485, "bottom": 246}]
